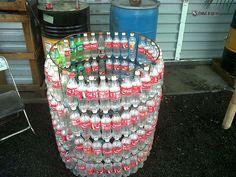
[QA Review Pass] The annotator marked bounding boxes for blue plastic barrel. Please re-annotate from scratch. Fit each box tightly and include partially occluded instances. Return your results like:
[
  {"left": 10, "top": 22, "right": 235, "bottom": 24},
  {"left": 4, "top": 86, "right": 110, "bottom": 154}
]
[{"left": 110, "top": 0, "right": 160, "bottom": 40}]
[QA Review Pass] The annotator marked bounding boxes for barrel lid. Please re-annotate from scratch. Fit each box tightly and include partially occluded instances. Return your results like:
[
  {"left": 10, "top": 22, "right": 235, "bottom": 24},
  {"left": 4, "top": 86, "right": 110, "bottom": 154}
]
[
  {"left": 111, "top": 0, "right": 160, "bottom": 9},
  {"left": 38, "top": 1, "right": 89, "bottom": 12}
]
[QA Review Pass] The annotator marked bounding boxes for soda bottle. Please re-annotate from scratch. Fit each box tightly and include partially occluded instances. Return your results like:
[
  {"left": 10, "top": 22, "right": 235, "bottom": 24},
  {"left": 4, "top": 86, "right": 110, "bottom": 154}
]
[
  {"left": 113, "top": 32, "right": 120, "bottom": 58},
  {"left": 83, "top": 33, "right": 91, "bottom": 60},
  {"left": 122, "top": 137, "right": 131, "bottom": 159},
  {"left": 83, "top": 139, "right": 92, "bottom": 161},
  {"left": 130, "top": 155, "right": 138, "bottom": 174},
  {"left": 121, "top": 110, "right": 132, "bottom": 137},
  {"left": 70, "top": 36, "right": 77, "bottom": 63},
  {"left": 112, "top": 140, "right": 122, "bottom": 162},
  {"left": 80, "top": 112, "right": 91, "bottom": 140},
  {"left": 56, "top": 102, "right": 66, "bottom": 119},
  {"left": 144, "top": 39, "right": 152, "bottom": 64},
  {"left": 77, "top": 159, "right": 87, "bottom": 177},
  {"left": 113, "top": 58, "right": 121, "bottom": 75},
  {"left": 86, "top": 163, "right": 95, "bottom": 176},
  {"left": 146, "top": 40, "right": 155, "bottom": 63},
  {"left": 92, "top": 140, "right": 103, "bottom": 163},
  {"left": 121, "top": 75, "right": 132, "bottom": 110},
  {"left": 91, "top": 59, "right": 99, "bottom": 79},
  {"left": 144, "top": 123, "right": 153, "bottom": 145},
  {"left": 111, "top": 112, "right": 122, "bottom": 140},
  {"left": 113, "top": 162, "right": 122, "bottom": 177},
  {"left": 130, "top": 107, "right": 139, "bottom": 132},
  {"left": 102, "top": 142, "right": 113, "bottom": 163},
  {"left": 137, "top": 128, "right": 146, "bottom": 150},
  {"left": 120, "top": 60, "right": 129, "bottom": 74},
  {"left": 75, "top": 34, "right": 84, "bottom": 61},
  {"left": 53, "top": 46, "right": 61, "bottom": 65},
  {"left": 140, "top": 66, "right": 151, "bottom": 102},
  {"left": 90, "top": 32, "right": 98, "bottom": 59},
  {"left": 106, "top": 57, "right": 113, "bottom": 79},
  {"left": 85, "top": 76, "right": 99, "bottom": 101},
  {"left": 128, "top": 61, "right": 135, "bottom": 73},
  {"left": 66, "top": 72, "right": 78, "bottom": 110},
  {"left": 74, "top": 137, "right": 84, "bottom": 159},
  {"left": 76, "top": 75, "right": 86, "bottom": 100},
  {"left": 84, "top": 61, "right": 91, "bottom": 78},
  {"left": 104, "top": 162, "right": 113, "bottom": 177},
  {"left": 110, "top": 75, "right": 121, "bottom": 111},
  {"left": 105, "top": 32, "right": 113, "bottom": 58},
  {"left": 147, "top": 98, "right": 156, "bottom": 114},
  {"left": 60, "top": 70, "right": 69, "bottom": 91},
  {"left": 69, "top": 110, "right": 81, "bottom": 136},
  {"left": 52, "top": 66, "right": 62, "bottom": 101},
  {"left": 138, "top": 103, "right": 148, "bottom": 127},
  {"left": 94, "top": 163, "right": 104, "bottom": 176},
  {"left": 129, "top": 133, "right": 139, "bottom": 155},
  {"left": 137, "top": 36, "right": 146, "bottom": 64},
  {"left": 90, "top": 113, "right": 101, "bottom": 141},
  {"left": 132, "top": 70, "right": 141, "bottom": 107},
  {"left": 137, "top": 151, "right": 145, "bottom": 168},
  {"left": 149, "top": 64, "right": 159, "bottom": 97},
  {"left": 101, "top": 110, "right": 112, "bottom": 142},
  {"left": 122, "top": 158, "right": 131, "bottom": 176},
  {"left": 128, "top": 32, "right": 137, "bottom": 62},
  {"left": 120, "top": 32, "right": 128, "bottom": 59},
  {"left": 99, "top": 75, "right": 110, "bottom": 113},
  {"left": 98, "top": 32, "right": 105, "bottom": 58},
  {"left": 63, "top": 39, "right": 71, "bottom": 68}
]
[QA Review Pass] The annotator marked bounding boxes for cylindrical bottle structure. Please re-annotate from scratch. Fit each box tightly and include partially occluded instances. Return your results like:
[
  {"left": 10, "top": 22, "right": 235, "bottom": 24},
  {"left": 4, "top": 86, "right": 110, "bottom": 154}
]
[{"left": 45, "top": 32, "right": 164, "bottom": 176}]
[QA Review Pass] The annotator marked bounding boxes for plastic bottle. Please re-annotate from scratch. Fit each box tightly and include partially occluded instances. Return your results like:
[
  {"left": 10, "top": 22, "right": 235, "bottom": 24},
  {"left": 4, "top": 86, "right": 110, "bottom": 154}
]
[
  {"left": 106, "top": 57, "right": 113, "bottom": 79},
  {"left": 76, "top": 75, "right": 86, "bottom": 100},
  {"left": 101, "top": 110, "right": 112, "bottom": 142},
  {"left": 109, "top": 75, "right": 121, "bottom": 111},
  {"left": 104, "top": 162, "right": 113, "bottom": 176},
  {"left": 85, "top": 76, "right": 99, "bottom": 101},
  {"left": 113, "top": 32, "right": 120, "bottom": 58},
  {"left": 69, "top": 110, "right": 81, "bottom": 136},
  {"left": 98, "top": 32, "right": 105, "bottom": 59},
  {"left": 90, "top": 113, "right": 101, "bottom": 141},
  {"left": 94, "top": 163, "right": 104, "bottom": 176},
  {"left": 77, "top": 159, "right": 87, "bottom": 176},
  {"left": 111, "top": 112, "right": 122, "bottom": 140},
  {"left": 122, "top": 158, "right": 131, "bottom": 176},
  {"left": 92, "top": 140, "right": 103, "bottom": 163},
  {"left": 121, "top": 75, "right": 133, "bottom": 110},
  {"left": 138, "top": 103, "right": 148, "bottom": 127},
  {"left": 91, "top": 59, "right": 99, "bottom": 79},
  {"left": 75, "top": 34, "right": 84, "bottom": 61},
  {"left": 102, "top": 142, "right": 113, "bottom": 163},
  {"left": 129, "top": 133, "right": 139, "bottom": 155},
  {"left": 121, "top": 110, "right": 132, "bottom": 137},
  {"left": 140, "top": 66, "right": 151, "bottom": 102},
  {"left": 63, "top": 39, "right": 71, "bottom": 68},
  {"left": 120, "top": 32, "right": 128, "bottom": 59},
  {"left": 99, "top": 75, "right": 110, "bottom": 113},
  {"left": 122, "top": 137, "right": 131, "bottom": 159},
  {"left": 113, "top": 162, "right": 122, "bottom": 177},
  {"left": 112, "top": 140, "right": 122, "bottom": 162},
  {"left": 70, "top": 36, "right": 77, "bottom": 63},
  {"left": 120, "top": 60, "right": 129, "bottom": 74},
  {"left": 74, "top": 137, "right": 84, "bottom": 159},
  {"left": 52, "top": 66, "right": 62, "bottom": 101},
  {"left": 130, "top": 155, "right": 138, "bottom": 174},
  {"left": 83, "top": 139, "right": 92, "bottom": 161},
  {"left": 60, "top": 70, "right": 69, "bottom": 91},
  {"left": 83, "top": 33, "right": 91, "bottom": 60},
  {"left": 130, "top": 107, "right": 139, "bottom": 132},
  {"left": 90, "top": 32, "right": 98, "bottom": 59},
  {"left": 128, "top": 32, "right": 137, "bottom": 62},
  {"left": 66, "top": 72, "right": 78, "bottom": 110},
  {"left": 105, "top": 32, "right": 113, "bottom": 58},
  {"left": 137, "top": 128, "right": 146, "bottom": 150},
  {"left": 149, "top": 64, "right": 159, "bottom": 97},
  {"left": 132, "top": 70, "right": 141, "bottom": 107},
  {"left": 137, "top": 36, "right": 146, "bottom": 64},
  {"left": 113, "top": 58, "right": 121, "bottom": 75}
]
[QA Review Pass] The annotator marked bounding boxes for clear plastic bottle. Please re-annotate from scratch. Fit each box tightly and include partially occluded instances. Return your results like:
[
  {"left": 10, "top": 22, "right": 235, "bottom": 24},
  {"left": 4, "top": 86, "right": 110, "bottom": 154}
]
[
  {"left": 94, "top": 163, "right": 104, "bottom": 176},
  {"left": 122, "top": 137, "right": 131, "bottom": 159},
  {"left": 99, "top": 75, "right": 110, "bottom": 112},
  {"left": 74, "top": 137, "right": 84, "bottom": 159},
  {"left": 104, "top": 162, "right": 113, "bottom": 176},
  {"left": 113, "top": 58, "right": 121, "bottom": 75},
  {"left": 101, "top": 110, "right": 112, "bottom": 142},
  {"left": 52, "top": 66, "right": 62, "bottom": 101},
  {"left": 69, "top": 110, "right": 81, "bottom": 136},
  {"left": 85, "top": 76, "right": 99, "bottom": 101},
  {"left": 63, "top": 39, "right": 71, "bottom": 68},
  {"left": 86, "top": 163, "right": 95, "bottom": 176},
  {"left": 113, "top": 32, "right": 120, "bottom": 58},
  {"left": 112, "top": 140, "right": 122, "bottom": 162},
  {"left": 132, "top": 70, "right": 141, "bottom": 107},
  {"left": 102, "top": 142, "right": 113, "bottom": 163},
  {"left": 91, "top": 59, "right": 99, "bottom": 79},
  {"left": 92, "top": 140, "right": 103, "bottom": 163},
  {"left": 121, "top": 110, "right": 132, "bottom": 137},
  {"left": 90, "top": 32, "right": 98, "bottom": 59},
  {"left": 140, "top": 66, "right": 151, "bottom": 102},
  {"left": 80, "top": 111, "right": 91, "bottom": 140},
  {"left": 137, "top": 36, "right": 146, "bottom": 64},
  {"left": 122, "top": 158, "right": 131, "bottom": 176},
  {"left": 109, "top": 75, "right": 121, "bottom": 111},
  {"left": 77, "top": 159, "right": 87, "bottom": 177},
  {"left": 90, "top": 112, "right": 101, "bottom": 141},
  {"left": 138, "top": 103, "right": 148, "bottom": 127},
  {"left": 149, "top": 64, "right": 159, "bottom": 97},
  {"left": 111, "top": 112, "right": 122, "bottom": 140},
  {"left": 60, "top": 70, "right": 69, "bottom": 92},
  {"left": 98, "top": 32, "right": 105, "bottom": 58},
  {"left": 66, "top": 72, "right": 78, "bottom": 110},
  {"left": 144, "top": 39, "right": 152, "bottom": 65},
  {"left": 137, "top": 128, "right": 146, "bottom": 150},
  {"left": 121, "top": 75, "right": 133, "bottom": 110},
  {"left": 129, "top": 133, "right": 139, "bottom": 155},
  {"left": 105, "top": 32, "right": 113, "bottom": 58},
  {"left": 113, "top": 162, "right": 122, "bottom": 177},
  {"left": 128, "top": 32, "right": 137, "bottom": 62},
  {"left": 106, "top": 57, "right": 113, "bottom": 79},
  {"left": 83, "top": 33, "right": 91, "bottom": 60},
  {"left": 130, "top": 107, "right": 139, "bottom": 132},
  {"left": 70, "top": 36, "right": 77, "bottom": 62},
  {"left": 77, "top": 75, "right": 86, "bottom": 100},
  {"left": 120, "top": 32, "right": 128, "bottom": 59},
  {"left": 120, "top": 60, "right": 129, "bottom": 74},
  {"left": 130, "top": 155, "right": 138, "bottom": 174},
  {"left": 83, "top": 139, "right": 92, "bottom": 161}
]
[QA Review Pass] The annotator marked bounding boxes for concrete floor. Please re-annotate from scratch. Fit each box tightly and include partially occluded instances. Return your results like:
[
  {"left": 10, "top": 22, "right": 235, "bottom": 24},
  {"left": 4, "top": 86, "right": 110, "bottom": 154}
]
[{"left": 22, "top": 63, "right": 233, "bottom": 103}]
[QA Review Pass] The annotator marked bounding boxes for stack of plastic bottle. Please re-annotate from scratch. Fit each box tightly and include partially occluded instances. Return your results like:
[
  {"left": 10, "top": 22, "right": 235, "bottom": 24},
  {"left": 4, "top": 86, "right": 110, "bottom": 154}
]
[{"left": 45, "top": 31, "right": 164, "bottom": 177}]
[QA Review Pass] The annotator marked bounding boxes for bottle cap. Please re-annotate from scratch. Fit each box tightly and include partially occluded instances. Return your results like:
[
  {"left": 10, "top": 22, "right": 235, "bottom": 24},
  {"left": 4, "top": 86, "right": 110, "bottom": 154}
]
[
  {"left": 107, "top": 32, "right": 111, "bottom": 35},
  {"left": 144, "top": 66, "right": 149, "bottom": 71},
  {"left": 103, "top": 110, "right": 108, "bottom": 114},
  {"left": 130, "top": 32, "right": 135, "bottom": 37},
  {"left": 63, "top": 39, "right": 68, "bottom": 43},
  {"left": 135, "top": 70, "right": 140, "bottom": 76},
  {"left": 122, "top": 32, "right": 126, "bottom": 36},
  {"left": 70, "top": 36, "right": 74, "bottom": 40},
  {"left": 91, "top": 32, "right": 95, "bottom": 36},
  {"left": 84, "top": 33, "right": 87, "bottom": 37},
  {"left": 111, "top": 75, "right": 117, "bottom": 81},
  {"left": 62, "top": 70, "right": 67, "bottom": 75},
  {"left": 69, "top": 72, "right": 75, "bottom": 78},
  {"left": 100, "top": 75, "right": 106, "bottom": 80},
  {"left": 141, "top": 36, "right": 145, "bottom": 40},
  {"left": 78, "top": 75, "right": 84, "bottom": 80},
  {"left": 89, "top": 76, "right": 94, "bottom": 80},
  {"left": 114, "top": 32, "right": 118, "bottom": 36}
]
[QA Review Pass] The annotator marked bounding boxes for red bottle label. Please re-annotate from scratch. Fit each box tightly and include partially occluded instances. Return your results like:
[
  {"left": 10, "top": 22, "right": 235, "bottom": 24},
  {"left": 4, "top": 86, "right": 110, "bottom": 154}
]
[
  {"left": 122, "top": 119, "right": 132, "bottom": 126},
  {"left": 92, "top": 65, "right": 99, "bottom": 72},
  {"left": 151, "top": 76, "right": 158, "bottom": 84},
  {"left": 90, "top": 42, "right": 98, "bottom": 50},
  {"left": 113, "top": 42, "right": 120, "bottom": 48},
  {"left": 122, "top": 144, "right": 131, "bottom": 151},
  {"left": 80, "top": 121, "right": 91, "bottom": 130},
  {"left": 114, "top": 168, "right": 122, "bottom": 174},
  {"left": 139, "top": 111, "right": 147, "bottom": 119},
  {"left": 148, "top": 106, "right": 155, "bottom": 113},
  {"left": 71, "top": 119, "right": 80, "bottom": 126},
  {"left": 138, "top": 134, "right": 146, "bottom": 141},
  {"left": 132, "top": 85, "right": 141, "bottom": 94},
  {"left": 131, "top": 115, "right": 138, "bottom": 124},
  {"left": 113, "top": 64, "right": 121, "bottom": 71},
  {"left": 105, "top": 42, "right": 112, "bottom": 48},
  {"left": 78, "top": 165, "right": 86, "bottom": 171},
  {"left": 131, "top": 139, "right": 139, "bottom": 147},
  {"left": 85, "top": 67, "right": 92, "bottom": 73},
  {"left": 121, "top": 87, "right": 132, "bottom": 96},
  {"left": 138, "top": 47, "right": 145, "bottom": 54},
  {"left": 99, "top": 90, "right": 110, "bottom": 99},
  {"left": 110, "top": 91, "right": 121, "bottom": 100},
  {"left": 85, "top": 90, "right": 98, "bottom": 100},
  {"left": 84, "top": 147, "right": 92, "bottom": 155},
  {"left": 93, "top": 148, "right": 102, "bottom": 155},
  {"left": 106, "top": 63, "right": 113, "bottom": 70},
  {"left": 91, "top": 122, "right": 101, "bottom": 130},
  {"left": 66, "top": 87, "right": 76, "bottom": 97},
  {"left": 121, "top": 65, "right": 129, "bottom": 71},
  {"left": 75, "top": 144, "right": 83, "bottom": 151},
  {"left": 112, "top": 121, "right": 122, "bottom": 129},
  {"left": 103, "top": 149, "right": 112, "bottom": 156},
  {"left": 142, "top": 81, "right": 151, "bottom": 91},
  {"left": 123, "top": 164, "right": 131, "bottom": 171},
  {"left": 84, "top": 43, "right": 90, "bottom": 51},
  {"left": 121, "top": 42, "right": 128, "bottom": 49},
  {"left": 101, "top": 122, "right": 111, "bottom": 131},
  {"left": 52, "top": 80, "right": 61, "bottom": 89},
  {"left": 113, "top": 147, "right": 122, "bottom": 154}
]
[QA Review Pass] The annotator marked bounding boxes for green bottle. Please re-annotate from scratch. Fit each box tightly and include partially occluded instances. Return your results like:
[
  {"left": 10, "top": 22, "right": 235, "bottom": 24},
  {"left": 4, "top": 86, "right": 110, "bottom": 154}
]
[
  {"left": 76, "top": 34, "right": 84, "bottom": 61},
  {"left": 70, "top": 36, "right": 77, "bottom": 63},
  {"left": 54, "top": 46, "right": 61, "bottom": 65}
]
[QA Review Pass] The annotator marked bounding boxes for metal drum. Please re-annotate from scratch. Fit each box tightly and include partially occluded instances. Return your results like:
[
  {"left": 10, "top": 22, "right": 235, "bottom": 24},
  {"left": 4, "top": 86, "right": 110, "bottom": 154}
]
[{"left": 110, "top": 0, "right": 160, "bottom": 40}]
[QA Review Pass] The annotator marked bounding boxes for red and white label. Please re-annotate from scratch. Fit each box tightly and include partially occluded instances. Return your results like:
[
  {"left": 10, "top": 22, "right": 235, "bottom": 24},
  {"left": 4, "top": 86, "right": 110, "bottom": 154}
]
[
  {"left": 142, "top": 81, "right": 151, "bottom": 91},
  {"left": 121, "top": 87, "right": 132, "bottom": 96},
  {"left": 84, "top": 43, "right": 90, "bottom": 51},
  {"left": 138, "top": 156, "right": 145, "bottom": 162},
  {"left": 64, "top": 50, "right": 71, "bottom": 58},
  {"left": 105, "top": 42, "right": 112, "bottom": 48},
  {"left": 71, "top": 118, "right": 80, "bottom": 126},
  {"left": 148, "top": 106, "right": 155, "bottom": 113},
  {"left": 90, "top": 42, "right": 98, "bottom": 50},
  {"left": 75, "top": 144, "right": 83, "bottom": 151},
  {"left": 84, "top": 147, "right": 92, "bottom": 155},
  {"left": 93, "top": 148, "right": 102, "bottom": 155},
  {"left": 139, "top": 111, "right": 147, "bottom": 119},
  {"left": 52, "top": 80, "right": 61, "bottom": 89},
  {"left": 103, "top": 149, "right": 112, "bottom": 156},
  {"left": 130, "top": 161, "right": 137, "bottom": 168},
  {"left": 151, "top": 76, "right": 158, "bottom": 84},
  {"left": 99, "top": 90, "right": 110, "bottom": 99},
  {"left": 131, "top": 115, "right": 138, "bottom": 124},
  {"left": 92, "top": 66, "right": 99, "bottom": 72},
  {"left": 138, "top": 134, "right": 146, "bottom": 142},
  {"left": 122, "top": 119, "right": 132, "bottom": 126},
  {"left": 66, "top": 87, "right": 76, "bottom": 97},
  {"left": 113, "top": 147, "right": 122, "bottom": 154},
  {"left": 146, "top": 130, "right": 153, "bottom": 137},
  {"left": 80, "top": 121, "right": 91, "bottom": 130},
  {"left": 121, "top": 65, "right": 129, "bottom": 71},
  {"left": 78, "top": 165, "right": 86, "bottom": 171},
  {"left": 85, "top": 90, "right": 98, "bottom": 100},
  {"left": 50, "top": 102, "right": 57, "bottom": 112},
  {"left": 85, "top": 66, "right": 92, "bottom": 73},
  {"left": 106, "top": 63, "right": 113, "bottom": 70},
  {"left": 110, "top": 91, "right": 121, "bottom": 100},
  {"left": 113, "top": 64, "right": 121, "bottom": 71},
  {"left": 87, "top": 168, "right": 94, "bottom": 175},
  {"left": 96, "top": 168, "right": 104, "bottom": 174},
  {"left": 123, "top": 164, "right": 131, "bottom": 171},
  {"left": 122, "top": 144, "right": 131, "bottom": 151},
  {"left": 114, "top": 168, "right": 122, "bottom": 174},
  {"left": 91, "top": 122, "right": 101, "bottom": 130},
  {"left": 57, "top": 109, "right": 66, "bottom": 117},
  {"left": 131, "top": 139, "right": 139, "bottom": 147},
  {"left": 76, "top": 90, "right": 83, "bottom": 99},
  {"left": 147, "top": 51, "right": 154, "bottom": 61},
  {"left": 113, "top": 42, "right": 120, "bottom": 48},
  {"left": 101, "top": 122, "right": 111, "bottom": 131},
  {"left": 132, "top": 85, "right": 141, "bottom": 94},
  {"left": 112, "top": 121, "right": 122, "bottom": 130},
  {"left": 121, "top": 42, "right": 128, "bottom": 49},
  {"left": 138, "top": 47, "right": 145, "bottom": 54}
]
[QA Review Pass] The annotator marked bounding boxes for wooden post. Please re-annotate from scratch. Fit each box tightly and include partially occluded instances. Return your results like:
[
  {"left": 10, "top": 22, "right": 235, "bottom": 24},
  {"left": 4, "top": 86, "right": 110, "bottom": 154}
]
[{"left": 222, "top": 89, "right": 236, "bottom": 129}]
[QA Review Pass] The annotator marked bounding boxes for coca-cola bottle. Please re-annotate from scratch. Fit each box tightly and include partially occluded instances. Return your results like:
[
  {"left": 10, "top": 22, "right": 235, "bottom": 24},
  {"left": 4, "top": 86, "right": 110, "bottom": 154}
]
[
  {"left": 144, "top": 39, "right": 152, "bottom": 64},
  {"left": 105, "top": 32, "right": 113, "bottom": 58},
  {"left": 63, "top": 39, "right": 71, "bottom": 68},
  {"left": 137, "top": 36, "right": 146, "bottom": 64},
  {"left": 137, "top": 128, "right": 146, "bottom": 150},
  {"left": 120, "top": 32, "right": 128, "bottom": 59},
  {"left": 86, "top": 163, "right": 95, "bottom": 176},
  {"left": 113, "top": 58, "right": 121, "bottom": 75},
  {"left": 90, "top": 32, "right": 98, "bottom": 59},
  {"left": 92, "top": 140, "right": 103, "bottom": 163},
  {"left": 91, "top": 59, "right": 99, "bottom": 79},
  {"left": 52, "top": 66, "right": 62, "bottom": 101},
  {"left": 101, "top": 110, "right": 112, "bottom": 142},
  {"left": 122, "top": 158, "right": 131, "bottom": 176},
  {"left": 66, "top": 72, "right": 78, "bottom": 110},
  {"left": 90, "top": 113, "right": 101, "bottom": 141},
  {"left": 85, "top": 76, "right": 99, "bottom": 110},
  {"left": 99, "top": 75, "right": 110, "bottom": 112},
  {"left": 130, "top": 107, "right": 139, "bottom": 132},
  {"left": 112, "top": 140, "right": 122, "bottom": 162},
  {"left": 77, "top": 159, "right": 87, "bottom": 177},
  {"left": 106, "top": 57, "right": 113, "bottom": 79},
  {"left": 121, "top": 110, "right": 132, "bottom": 137},
  {"left": 137, "top": 151, "right": 145, "bottom": 168},
  {"left": 130, "top": 155, "right": 138, "bottom": 174},
  {"left": 75, "top": 34, "right": 84, "bottom": 62},
  {"left": 122, "top": 137, "right": 131, "bottom": 159},
  {"left": 113, "top": 32, "right": 120, "bottom": 58},
  {"left": 113, "top": 162, "right": 122, "bottom": 177},
  {"left": 140, "top": 66, "right": 151, "bottom": 102},
  {"left": 102, "top": 142, "right": 113, "bottom": 163},
  {"left": 121, "top": 75, "right": 132, "bottom": 109},
  {"left": 138, "top": 103, "right": 148, "bottom": 127},
  {"left": 83, "top": 33, "right": 91, "bottom": 60},
  {"left": 109, "top": 75, "right": 121, "bottom": 111},
  {"left": 94, "top": 163, "right": 104, "bottom": 176},
  {"left": 74, "top": 137, "right": 84, "bottom": 159},
  {"left": 76, "top": 75, "right": 86, "bottom": 100},
  {"left": 132, "top": 70, "right": 141, "bottom": 107},
  {"left": 128, "top": 32, "right": 137, "bottom": 62},
  {"left": 111, "top": 112, "right": 122, "bottom": 140},
  {"left": 98, "top": 32, "right": 105, "bottom": 58},
  {"left": 84, "top": 61, "right": 91, "bottom": 79},
  {"left": 83, "top": 139, "right": 92, "bottom": 161},
  {"left": 69, "top": 110, "right": 81, "bottom": 136},
  {"left": 129, "top": 133, "right": 139, "bottom": 155},
  {"left": 60, "top": 70, "right": 69, "bottom": 91},
  {"left": 149, "top": 64, "right": 159, "bottom": 97},
  {"left": 120, "top": 60, "right": 129, "bottom": 74},
  {"left": 80, "top": 111, "right": 91, "bottom": 140}
]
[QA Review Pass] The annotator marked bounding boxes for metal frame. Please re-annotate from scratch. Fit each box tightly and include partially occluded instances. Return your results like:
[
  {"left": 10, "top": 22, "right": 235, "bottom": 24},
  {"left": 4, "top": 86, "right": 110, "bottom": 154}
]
[{"left": 0, "top": 56, "right": 35, "bottom": 141}]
